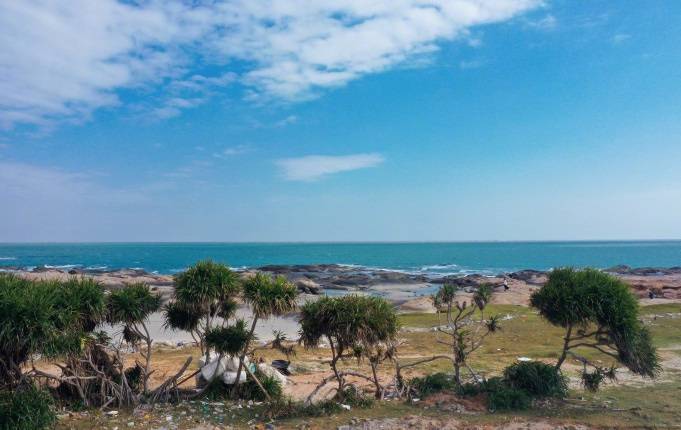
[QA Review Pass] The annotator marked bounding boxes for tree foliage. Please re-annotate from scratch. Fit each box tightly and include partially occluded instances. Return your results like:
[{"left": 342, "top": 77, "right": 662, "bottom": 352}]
[
  {"left": 205, "top": 320, "right": 250, "bottom": 356},
  {"left": 173, "top": 260, "right": 240, "bottom": 310},
  {"left": 165, "top": 261, "right": 241, "bottom": 357},
  {"left": 531, "top": 267, "right": 660, "bottom": 383},
  {"left": 0, "top": 274, "right": 106, "bottom": 388},
  {"left": 108, "top": 282, "right": 161, "bottom": 326},
  {"left": 300, "top": 295, "right": 398, "bottom": 400},
  {"left": 243, "top": 273, "right": 298, "bottom": 318},
  {"left": 431, "top": 283, "right": 500, "bottom": 385}
]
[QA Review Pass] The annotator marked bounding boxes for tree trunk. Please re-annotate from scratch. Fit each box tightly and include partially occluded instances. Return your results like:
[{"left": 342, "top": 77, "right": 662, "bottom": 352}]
[
  {"left": 370, "top": 361, "right": 382, "bottom": 399},
  {"left": 328, "top": 337, "right": 344, "bottom": 395},
  {"left": 556, "top": 324, "right": 573, "bottom": 369},
  {"left": 233, "top": 315, "right": 259, "bottom": 398}
]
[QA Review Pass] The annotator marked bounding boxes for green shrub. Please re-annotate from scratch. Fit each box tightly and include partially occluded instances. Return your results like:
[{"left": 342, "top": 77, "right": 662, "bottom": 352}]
[
  {"left": 270, "top": 398, "right": 343, "bottom": 419},
  {"left": 240, "top": 372, "right": 284, "bottom": 402},
  {"left": 0, "top": 385, "right": 56, "bottom": 430},
  {"left": 581, "top": 370, "right": 605, "bottom": 392},
  {"left": 456, "top": 382, "right": 484, "bottom": 397},
  {"left": 410, "top": 372, "right": 456, "bottom": 397},
  {"left": 201, "top": 370, "right": 284, "bottom": 402},
  {"left": 205, "top": 320, "right": 250, "bottom": 356},
  {"left": 341, "top": 385, "right": 373, "bottom": 408},
  {"left": 487, "top": 384, "right": 531, "bottom": 411},
  {"left": 503, "top": 361, "right": 568, "bottom": 398}
]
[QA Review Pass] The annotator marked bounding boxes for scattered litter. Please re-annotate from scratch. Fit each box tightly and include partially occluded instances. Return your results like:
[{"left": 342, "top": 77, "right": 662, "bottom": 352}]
[{"left": 517, "top": 356, "right": 533, "bottom": 362}]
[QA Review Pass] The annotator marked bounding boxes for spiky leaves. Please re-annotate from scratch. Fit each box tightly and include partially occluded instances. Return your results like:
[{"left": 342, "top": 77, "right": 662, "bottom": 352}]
[
  {"left": 473, "top": 284, "right": 492, "bottom": 311},
  {"left": 299, "top": 295, "right": 398, "bottom": 353},
  {"left": 0, "top": 274, "right": 106, "bottom": 387},
  {"left": 163, "top": 301, "right": 202, "bottom": 333},
  {"left": 243, "top": 273, "right": 298, "bottom": 319},
  {"left": 531, "top": 268, "right": 660, "bottom": 379},
  {"left": 174, "top": 260, "right": 240, "bottom": 312},
  {"left": 108, "top": 283, "right": 161, "bottom": 326},
  {"left": 205, "top": 320, "right": 250, "bottom": 356}
]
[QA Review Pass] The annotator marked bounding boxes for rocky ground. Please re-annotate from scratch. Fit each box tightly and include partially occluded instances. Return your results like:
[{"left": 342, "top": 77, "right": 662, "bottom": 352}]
[{"left": 6, "top": 263, "right": 681, "bottom": 305}]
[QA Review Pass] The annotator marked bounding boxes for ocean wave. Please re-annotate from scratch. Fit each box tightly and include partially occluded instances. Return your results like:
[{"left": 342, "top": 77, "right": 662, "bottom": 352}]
[
  {"left": 44, "top": 264, "right": 81, "bottom": 269},
  {"left": 419, "top": 263, "right": 459, "bottom": 271},
  {"left": 84, "top": 265, "right": 109, "bottom": 270},
  {"left": 0, "top": 257, "right": 16, "bottom": 261}
]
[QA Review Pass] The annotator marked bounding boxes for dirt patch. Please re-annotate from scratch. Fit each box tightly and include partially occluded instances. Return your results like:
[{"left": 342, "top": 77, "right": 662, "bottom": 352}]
[{"left": 420, "top": 391, "right": 487, "bottom": 413}]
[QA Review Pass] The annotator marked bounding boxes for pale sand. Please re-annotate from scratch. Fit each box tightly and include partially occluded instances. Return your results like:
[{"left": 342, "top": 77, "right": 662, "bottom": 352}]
[{"left": 104, "top": 305, "right": 301, "bottom": 344}]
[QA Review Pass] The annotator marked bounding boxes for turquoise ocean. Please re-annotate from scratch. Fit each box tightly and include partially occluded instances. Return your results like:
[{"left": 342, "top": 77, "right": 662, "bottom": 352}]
[{"left": 1, "top": 241, "right": 680, "bottom": 276}]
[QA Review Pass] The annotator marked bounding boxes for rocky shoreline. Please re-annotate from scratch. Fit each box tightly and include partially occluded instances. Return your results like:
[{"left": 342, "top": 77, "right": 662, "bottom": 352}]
[{"left": 3, "top": 263, "right": 681, "bottom": 302}]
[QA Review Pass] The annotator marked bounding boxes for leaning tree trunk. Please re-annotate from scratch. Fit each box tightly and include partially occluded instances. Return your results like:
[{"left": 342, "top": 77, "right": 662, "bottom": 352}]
[
  {"left": 556, "top": 324, "right": 573, "bottom": 369},
  {"left": 233, "top": 315, "right": 259, "bottom": 398}
]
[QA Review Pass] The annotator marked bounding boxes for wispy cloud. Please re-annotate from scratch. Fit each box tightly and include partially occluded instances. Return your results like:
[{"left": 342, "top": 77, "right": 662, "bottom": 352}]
[
  {"left": 276, "top": 153, "right": 384, "bottom": 182},
  {"left": 275, "top": 115, "right": 298, "bottom": 127},
  {"left": 147, "top": 73, "right": 237, "bottom": 120},
  {"left": 213, "top": 145, "right": 250, "bottom": 159},
  {"left": 612, "top": 33, "right": 631, "bottom": 44},
  {"left": 459, "top": 59, "right": 487, "bottom": 70},
  {"left": 525, "top": 14, "right": 557, "bottom": 30},
  {"left": 0, "top": 0, "right": 542, "bottom": 130}
]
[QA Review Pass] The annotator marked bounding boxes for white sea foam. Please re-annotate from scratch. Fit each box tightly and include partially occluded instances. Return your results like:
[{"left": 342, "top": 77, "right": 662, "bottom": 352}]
[
  {"left": 0, "top": 257, "right": 16, "bottom": 260},
  {"left": 420, "top": 263, "right": 459, "bottom": 271},
  {"left": 44, "top": 264, "right": 81, "bottom": 269}
]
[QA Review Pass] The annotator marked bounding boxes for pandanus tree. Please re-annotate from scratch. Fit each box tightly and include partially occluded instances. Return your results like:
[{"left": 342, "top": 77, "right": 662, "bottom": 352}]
[
  {"left": 107, "top": 282, "right": 161, "bottom": 394},
  {"left": 0, "top": 274, "right": 106, "bottom": 390},
  {"left": 431, "top": 283, "right": 501, "bottom": 385},
  {"left": 164, "top": 260, "right": 241, "bottom": 360},
  {"left": 299, "top": 295, "right": 398, "bottom": 402},
  {"left": 232, "top": 273, "right": 298, "bottom": 398},
  {"left": 531, "top": 268, "right": 659, "bottom": 390}
]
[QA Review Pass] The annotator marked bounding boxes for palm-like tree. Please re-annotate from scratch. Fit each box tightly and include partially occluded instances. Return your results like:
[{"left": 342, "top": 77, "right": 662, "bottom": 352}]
[
  {"left": 233, "top": 273, "right": 298, "bottom": 398},
  {"left": 107, "top": 282, "right": 161, "bottom": 394},
  {"left": 165, "top": 260, "right": 241, "bottom": 360}
]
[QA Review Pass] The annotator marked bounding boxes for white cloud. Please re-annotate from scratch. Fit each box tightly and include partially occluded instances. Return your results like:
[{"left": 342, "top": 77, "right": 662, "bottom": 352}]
[
  {"left": 612, "top": 33, "right": 631, "bottom": 44},
  {"left": 459, "top": 59, "right": 487, "bottom": 70},
  {"left": 276, "top": 153, "right": 384, "bottom": 181},
  {"left": 214, "top": 145, "right": 251, "bottom": 158},
  {"left": 525, "top": 14, "right": 557, "bottom": 30},
  {"left": 275, "top": 115, "right": 298, "bottom": 127},
  {"left": 147, "top": 73, "right": 237, "bottom": 120},
  {"left": 0, "top": 0, "right": 542, "bottom": 130}
]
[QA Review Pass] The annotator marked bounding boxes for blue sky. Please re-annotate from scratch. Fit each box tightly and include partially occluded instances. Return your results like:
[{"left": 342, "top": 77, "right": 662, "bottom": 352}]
[{"left": 1, "top": 0, "right": 680, "bottom": 242}]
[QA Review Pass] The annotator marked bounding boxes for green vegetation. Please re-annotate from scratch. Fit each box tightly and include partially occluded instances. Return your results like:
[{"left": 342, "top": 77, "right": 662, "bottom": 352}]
[
  {"left": 409, "top": 372, "right": 457, "bottom": 397},
  {"left": 0, "top": 384, "right": 56, "bottom": 430},
  {"left": 234, "top": 273, "right": 298, "bottom": 399},
  {"left": 503, "top": 361, "right": 568, "bottom": 398},
  {"left": 0, "top": 274, "right": 105, "bottom": 389},
  {"left": 108, "top": 282, "right": 161, "bottom": 394},
  {"left": 300, "top": 295, "right": 399, "bottom": 400},
  {"left": 435, "top": 283, "right": 501, "bottom": 383},
  {"left": 167, "top": 260, "right": 241, "bottom": 359},
  {"left": 531, "top": 268, "right": 660, "bottom": 385}
]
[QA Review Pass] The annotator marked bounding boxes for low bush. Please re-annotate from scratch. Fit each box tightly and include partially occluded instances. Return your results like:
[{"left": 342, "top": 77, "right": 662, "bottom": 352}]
[
  {"left": 487, "top": 384, "right": 531, "bottom": 411},
  {"left": 341, "top": 385, "right": 374, "bottom": 408},
  {"left": 271, "top": 398, "right": 343, "bottom": 419},
  {"left": 503, "top": 361, "right": 568, "bottom": 398},
  {"left": 581, "top": 370, "right": 605, "bottom": 392},
  {"left": 0, "top": 385, "right": 56, "bottom": 430},
  {"left": 410, "top": 372, "right": 456, "bottom": 397},
  {"left": 240, "top": 372, "right": 284, "bottom": 402}
]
